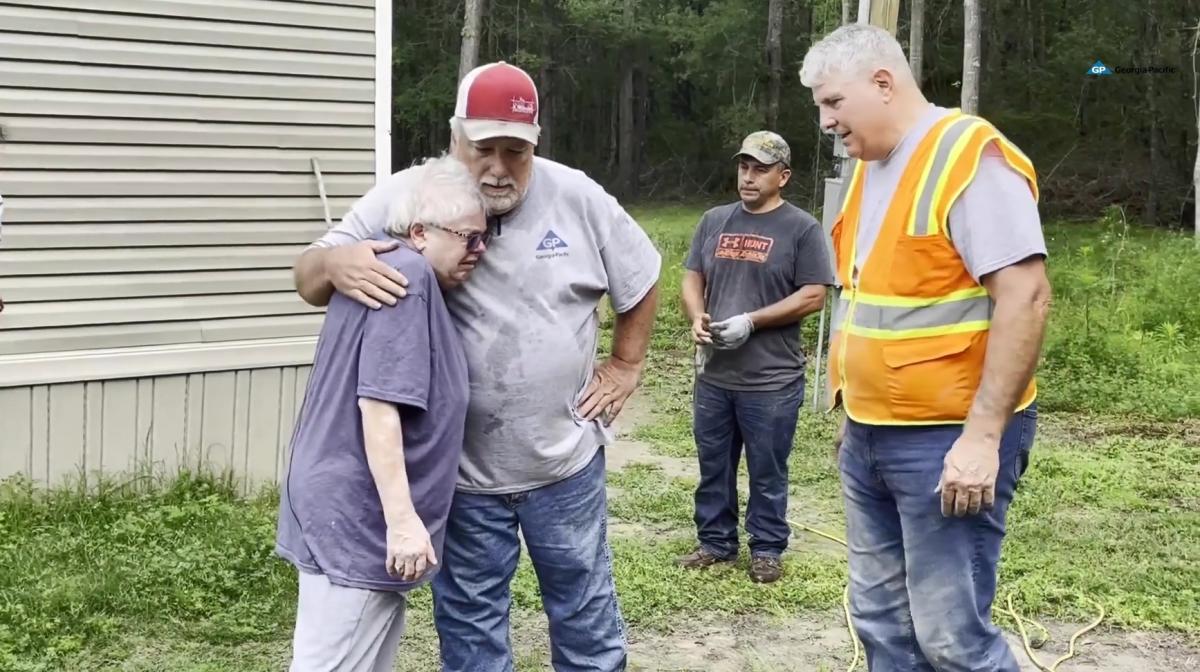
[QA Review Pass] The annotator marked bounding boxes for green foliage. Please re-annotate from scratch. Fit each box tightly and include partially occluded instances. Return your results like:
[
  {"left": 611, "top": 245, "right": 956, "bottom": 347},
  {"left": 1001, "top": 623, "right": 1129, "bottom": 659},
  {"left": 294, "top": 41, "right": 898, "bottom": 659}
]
[
  {"left": 394, "top": 0, "right": 1197, "bottom": 223},
  {"left": 1038, "top": 208, "right": 1200, "bottom": 418}
]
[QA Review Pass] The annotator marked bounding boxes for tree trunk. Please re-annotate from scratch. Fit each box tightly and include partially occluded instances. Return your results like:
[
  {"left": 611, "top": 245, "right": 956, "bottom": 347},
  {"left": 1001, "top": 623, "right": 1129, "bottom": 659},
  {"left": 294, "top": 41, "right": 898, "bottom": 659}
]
[
  {"left": 961, "top": 0, "right": 981, "bottom": 114},
  {"left": 538, "top": 0, "right": 557, "bottom": 159},
  {"left": 616, "top": 0, "right": 636, "bottom": 196},
  {"left": 1193, "top": 26, "right": 1200, "bottom": 245},
  {"left": 766, "top": 0, "right": 783, "bottom": 131},
  {"left": 458, "top": 0, "right": 483, "bottom": 82},
  {"left": 1145, "top": 12, "right": 1159, "bottom": 227},
  {"left": 842, "top": 0, "right": 851, "bottom": 25},
  {"left": 909, "top": 0, "right": 925, "bottom": 87}
]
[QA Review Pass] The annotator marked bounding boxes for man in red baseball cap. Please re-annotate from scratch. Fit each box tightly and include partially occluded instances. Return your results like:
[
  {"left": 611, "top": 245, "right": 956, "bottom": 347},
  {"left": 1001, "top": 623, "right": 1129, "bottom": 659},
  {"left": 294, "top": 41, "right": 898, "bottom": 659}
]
[{"left": 292, "top": 61, "right": 661, "bottom": 672}]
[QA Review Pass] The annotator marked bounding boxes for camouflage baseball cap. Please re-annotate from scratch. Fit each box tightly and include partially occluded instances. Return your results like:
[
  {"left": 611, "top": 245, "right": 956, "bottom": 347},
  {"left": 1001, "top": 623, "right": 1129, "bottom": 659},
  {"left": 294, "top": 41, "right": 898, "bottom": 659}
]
[{"left": 733, "top": 130, "right": 791, "bottom": 167}]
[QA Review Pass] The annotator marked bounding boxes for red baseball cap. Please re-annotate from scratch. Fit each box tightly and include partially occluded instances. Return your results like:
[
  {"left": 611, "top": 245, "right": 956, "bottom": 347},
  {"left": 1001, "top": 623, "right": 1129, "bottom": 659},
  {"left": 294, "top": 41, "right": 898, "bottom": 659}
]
[{"left": 454, "top": 62, "right": 540, "bottom": 146}]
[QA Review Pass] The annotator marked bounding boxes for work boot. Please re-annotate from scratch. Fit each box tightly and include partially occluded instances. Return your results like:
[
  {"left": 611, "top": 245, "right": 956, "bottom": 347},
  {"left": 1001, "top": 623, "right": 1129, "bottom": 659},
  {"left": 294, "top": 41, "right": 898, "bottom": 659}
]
[
  {"left": 748, "top": 555, "right": 783, "bottom": 583},
  {"left": 675, "top": 546, "right": 736, "bottom": 569}
]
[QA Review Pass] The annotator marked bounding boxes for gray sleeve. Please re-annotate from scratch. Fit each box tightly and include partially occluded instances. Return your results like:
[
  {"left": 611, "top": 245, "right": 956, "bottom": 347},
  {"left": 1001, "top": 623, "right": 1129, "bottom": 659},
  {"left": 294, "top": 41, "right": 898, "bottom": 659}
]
[
  {"left": 308, "top": 170, "right": 410, "bottom": 250},
  {"left": 792, "top": 217, "right": 836, "bottom": 288},
  {"left": 358, "top": 289, "right": 431, "bottom": 410},
  {"left": 598, "top": 197, "right": 662, "bottom": 313},
  {"left": 947, "top": 143, "right": 1047, "bottom": 281},
  {"left": 683, "top": 211, "right": 712, "bottom": 272}
]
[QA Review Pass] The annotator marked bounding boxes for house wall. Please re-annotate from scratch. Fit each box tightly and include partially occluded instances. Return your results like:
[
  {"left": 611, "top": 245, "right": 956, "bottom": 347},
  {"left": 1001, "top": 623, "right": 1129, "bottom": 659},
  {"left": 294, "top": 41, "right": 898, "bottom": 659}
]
[{"left": 0, "top": 0, "right": 390, "bottom": 488}]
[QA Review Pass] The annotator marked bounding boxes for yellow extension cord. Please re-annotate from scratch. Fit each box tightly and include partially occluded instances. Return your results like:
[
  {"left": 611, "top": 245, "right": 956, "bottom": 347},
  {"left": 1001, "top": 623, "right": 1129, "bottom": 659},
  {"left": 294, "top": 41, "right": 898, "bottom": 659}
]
[{"left": 785, "top": 520, "right": 1105, "bottom": 672}]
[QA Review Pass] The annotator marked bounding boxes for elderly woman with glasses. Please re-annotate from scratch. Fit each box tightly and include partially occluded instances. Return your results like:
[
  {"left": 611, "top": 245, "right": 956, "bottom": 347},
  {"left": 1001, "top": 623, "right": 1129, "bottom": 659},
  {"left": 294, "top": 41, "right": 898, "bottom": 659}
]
[{"left": 275, "top": 154, "right": 490, "bottom": 672}]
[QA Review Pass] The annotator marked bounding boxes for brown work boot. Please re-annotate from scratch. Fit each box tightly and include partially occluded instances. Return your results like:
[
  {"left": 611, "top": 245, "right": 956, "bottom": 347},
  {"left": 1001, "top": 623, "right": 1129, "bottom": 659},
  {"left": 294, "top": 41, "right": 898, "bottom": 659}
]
[
  {"left": 675, "top": 546, "right": 736, "bottom": 569},
  {"left": 748, "top": 555, "right": 783, "bottom": 583}
]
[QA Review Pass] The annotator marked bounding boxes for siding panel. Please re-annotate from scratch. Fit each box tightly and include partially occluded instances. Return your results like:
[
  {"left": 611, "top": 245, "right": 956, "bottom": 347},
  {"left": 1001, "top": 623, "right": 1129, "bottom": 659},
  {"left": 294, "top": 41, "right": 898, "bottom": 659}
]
[
  {"left": 1, "top": 145, "right": 372, "bottom": 173},
  {"left": 47, "top": 384, "right": 86, "bottom": 485},
  {"left": 276, "top": 366, "right": 297, "bottom": 480},
  {"left": 0, "top": 31, "right": 373, "bottom": 79},
  {"left": 184, "top": 373, "right": 206, "bottom": 469},
  {"left": 100, "top": 380, "right": 139, "bottom": 474},
  {"left": 2, "top": 222, "right": 330, "bottom": 250},
  {"left": 135, "top": 379, "right": 155, "bottom": 467},
  {"left": 151, "top": 375, "right": 189, "bottom": 475},
  {"left": 6, "top": 0, "right": 374, "bottom": 32},
  {"left": 0, "top": 315, "right": 325, "bottom": 355},
  {"left": 246, "top": 368, "right": 282, "bottom": 488},
  {"left": 1, "top": 172, "right": 372, "bottom": 198},
  {"left": 30, "top": 386, "right": 50, "bottom": 485},
  {"left": 0, "top": 5, "right": 374, "bottom": 54},
  {"left": 2, "top": 117, "right": 373, "bottom": 149},
  {"left": 0, "top": 246, "right": 304, "bottom": 276},
  {"left": 2, "top": 368, "right": 308, "bottom": 486},
  {"left": 3, "top": 196, "right": 358, "bottom": 223},
  {"left": 232, "top": 370, "right": 252, "bottom": 492},
  {"left": 201, "top": 371, "right": 236, "bottom": 472},
  {"left": 0, "top": 294, "right": 321, "bottom": 332},
  {"left": 84, "top": 381, "right": 104, "bottom": 482},
  {"left": 0, "top": 388, "right": 33, "bottom": 480},
  {"left": 0, "top": 62, "right": 373, "bottom": 102},
  {"left": 0, "top": 88, "right": 374, "bottom": 126},
  {"left": 4, "top": 270, "right": 298, "bottom": 302}
]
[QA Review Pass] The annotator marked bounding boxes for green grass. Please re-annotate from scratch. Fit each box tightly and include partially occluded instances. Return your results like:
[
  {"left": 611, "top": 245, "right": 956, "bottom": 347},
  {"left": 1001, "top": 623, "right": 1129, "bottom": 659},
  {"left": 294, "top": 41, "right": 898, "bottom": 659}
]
[{"left": 2, "top": 203, "right": 1197, "bottom": 670}]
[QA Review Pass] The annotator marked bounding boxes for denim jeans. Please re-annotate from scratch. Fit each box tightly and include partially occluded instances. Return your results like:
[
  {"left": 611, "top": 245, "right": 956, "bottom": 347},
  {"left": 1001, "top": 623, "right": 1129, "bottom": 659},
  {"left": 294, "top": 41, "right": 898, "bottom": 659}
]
[
  {"left": 839, "top": 405, "right": 1038, "bottom": 672},
  {"left": 691, "top": 376, "right": 804, "bottom": 559},
  {"left": 431, "top": 448, "right": 626, "bottom": 672}
]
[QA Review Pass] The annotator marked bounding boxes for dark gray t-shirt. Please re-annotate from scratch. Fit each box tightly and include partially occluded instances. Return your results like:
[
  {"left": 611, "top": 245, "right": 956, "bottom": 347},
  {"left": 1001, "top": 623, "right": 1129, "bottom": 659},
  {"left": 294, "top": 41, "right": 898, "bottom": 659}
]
[
  {"left": 275, "top": 245, "right": 469, "bottom": 592},
  {"left": 685, "top": 201, "right": 835, "bottom": 391}
]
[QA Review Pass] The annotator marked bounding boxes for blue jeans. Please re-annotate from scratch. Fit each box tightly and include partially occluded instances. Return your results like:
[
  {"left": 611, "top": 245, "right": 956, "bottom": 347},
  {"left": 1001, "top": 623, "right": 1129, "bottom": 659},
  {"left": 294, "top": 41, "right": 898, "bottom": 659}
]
[
  {"left": 431, "top": 448, "right": 626, "bottom": 672},
  {"left": 839, "top": 405, "right": 1038, "bottom": 672},
  {"left": 691, "top": 376, "right": 804, "bottom": 559}
]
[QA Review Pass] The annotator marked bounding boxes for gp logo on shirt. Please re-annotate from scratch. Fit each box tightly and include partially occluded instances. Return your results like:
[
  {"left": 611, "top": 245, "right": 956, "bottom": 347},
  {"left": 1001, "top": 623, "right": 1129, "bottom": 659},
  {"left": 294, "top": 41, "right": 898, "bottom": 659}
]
[
  {"left": 715, "top": 233, "right": 774, "bottom": 263},
  {"left": 535, "top": 229, "right": 569, "bottom": 259}
]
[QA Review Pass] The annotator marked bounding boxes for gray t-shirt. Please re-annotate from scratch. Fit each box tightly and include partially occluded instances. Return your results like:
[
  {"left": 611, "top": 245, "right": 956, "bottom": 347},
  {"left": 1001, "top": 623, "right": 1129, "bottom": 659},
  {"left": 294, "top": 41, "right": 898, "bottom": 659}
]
[
  {"left": 684, "top": 201, "right": 834, "bottom": 391},
  {"left": 311, "top": 157, "right": 662, "bottom": 494},
  {"left": 276, "top": 245, "right": 469, "bottom": 591},
  {"left": 853, "top": 104, "right": 1047, "bottom": 281}
]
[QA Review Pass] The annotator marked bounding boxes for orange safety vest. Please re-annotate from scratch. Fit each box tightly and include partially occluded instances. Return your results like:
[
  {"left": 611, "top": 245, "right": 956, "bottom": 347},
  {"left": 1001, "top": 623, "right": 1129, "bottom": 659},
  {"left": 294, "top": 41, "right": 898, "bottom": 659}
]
[{"left": 826, "top": 109, "right": 1039, "bottom": 425}]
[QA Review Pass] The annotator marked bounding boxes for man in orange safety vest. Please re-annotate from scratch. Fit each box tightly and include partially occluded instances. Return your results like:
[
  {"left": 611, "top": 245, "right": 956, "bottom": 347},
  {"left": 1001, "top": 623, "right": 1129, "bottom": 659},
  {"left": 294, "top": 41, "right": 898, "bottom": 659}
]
[{"left": 800, "top": 24, "right": 1052, "bottom": 672}]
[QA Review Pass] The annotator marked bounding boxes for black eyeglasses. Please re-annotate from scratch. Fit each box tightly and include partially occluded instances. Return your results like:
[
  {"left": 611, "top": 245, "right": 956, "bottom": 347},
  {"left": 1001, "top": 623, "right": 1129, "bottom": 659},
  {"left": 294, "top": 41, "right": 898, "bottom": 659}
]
[{"left": 422, "top": 222, "right": 492, "bottom": 252}]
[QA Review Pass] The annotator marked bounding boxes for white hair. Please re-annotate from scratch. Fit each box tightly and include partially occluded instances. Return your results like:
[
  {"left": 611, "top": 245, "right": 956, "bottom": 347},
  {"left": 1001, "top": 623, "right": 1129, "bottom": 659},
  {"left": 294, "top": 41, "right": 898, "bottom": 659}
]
[
  {"left": 385, "top": 154, "right": 486, "bottom": 238},
  {"left": 799, "top": 23, "right": 912, "bottom": 88}
]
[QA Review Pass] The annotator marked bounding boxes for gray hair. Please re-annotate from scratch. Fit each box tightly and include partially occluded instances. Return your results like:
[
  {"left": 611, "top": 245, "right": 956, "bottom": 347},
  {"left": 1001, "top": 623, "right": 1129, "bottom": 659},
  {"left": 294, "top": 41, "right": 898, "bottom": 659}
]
[
  {"left": 385, "top": 154, "right": 486, "bottom": 238},
  {"left": 799, "top": 23, "right": 912, "bottom": 88}
]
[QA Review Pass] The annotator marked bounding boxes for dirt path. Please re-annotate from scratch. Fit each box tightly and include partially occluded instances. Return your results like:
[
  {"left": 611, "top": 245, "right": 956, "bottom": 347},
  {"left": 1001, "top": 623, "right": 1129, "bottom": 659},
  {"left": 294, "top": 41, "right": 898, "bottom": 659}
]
[{"left": 600, "top": 396, "right": 1200, "bottom": 672}]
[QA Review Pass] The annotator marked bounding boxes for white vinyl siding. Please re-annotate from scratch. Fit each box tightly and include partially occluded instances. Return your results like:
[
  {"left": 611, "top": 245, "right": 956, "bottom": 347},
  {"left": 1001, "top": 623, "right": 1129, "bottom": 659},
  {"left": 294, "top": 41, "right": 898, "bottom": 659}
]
[
  {"left": 0, "top": 0, "right": 380, "bottom": 381},
  {"left": 0, "top": 366, "right": 312, "bottom": 491}
]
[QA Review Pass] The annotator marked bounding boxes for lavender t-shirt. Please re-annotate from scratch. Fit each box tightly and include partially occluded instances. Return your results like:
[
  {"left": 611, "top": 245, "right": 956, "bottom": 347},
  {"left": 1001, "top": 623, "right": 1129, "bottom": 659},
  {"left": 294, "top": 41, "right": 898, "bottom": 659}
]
[{"left": 275, "top": 245, "right": 469, "bottom": 592}]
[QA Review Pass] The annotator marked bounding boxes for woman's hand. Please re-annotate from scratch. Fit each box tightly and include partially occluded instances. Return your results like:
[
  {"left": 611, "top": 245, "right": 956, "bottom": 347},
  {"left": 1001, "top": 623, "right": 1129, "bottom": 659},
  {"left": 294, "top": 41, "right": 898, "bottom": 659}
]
[{"left": 385, "top": 514, "right": 438, "bottom": 581}]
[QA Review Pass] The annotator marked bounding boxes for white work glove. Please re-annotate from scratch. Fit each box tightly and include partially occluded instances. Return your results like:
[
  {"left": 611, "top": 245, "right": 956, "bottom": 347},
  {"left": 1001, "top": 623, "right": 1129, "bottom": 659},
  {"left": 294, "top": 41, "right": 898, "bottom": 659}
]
[{"left": 710, "top": 313, "right": 754, "bottom": 350}]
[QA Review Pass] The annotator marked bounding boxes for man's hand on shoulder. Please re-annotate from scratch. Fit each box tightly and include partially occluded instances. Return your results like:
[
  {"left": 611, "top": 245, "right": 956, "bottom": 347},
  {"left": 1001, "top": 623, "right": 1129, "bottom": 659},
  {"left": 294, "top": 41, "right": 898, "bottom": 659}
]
[{"left": 327, "top": 239, "right": 409, "bottom": 309}]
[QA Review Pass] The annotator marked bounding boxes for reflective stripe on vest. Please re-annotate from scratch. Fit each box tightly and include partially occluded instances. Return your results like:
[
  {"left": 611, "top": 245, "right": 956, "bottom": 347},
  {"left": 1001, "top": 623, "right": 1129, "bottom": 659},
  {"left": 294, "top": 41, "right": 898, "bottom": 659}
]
[
  {"left": 834, "top": 288, "right": 992, "bottom": 339},
  {"left": 909, "top": 116, "right": 981, "bottom": 236}
]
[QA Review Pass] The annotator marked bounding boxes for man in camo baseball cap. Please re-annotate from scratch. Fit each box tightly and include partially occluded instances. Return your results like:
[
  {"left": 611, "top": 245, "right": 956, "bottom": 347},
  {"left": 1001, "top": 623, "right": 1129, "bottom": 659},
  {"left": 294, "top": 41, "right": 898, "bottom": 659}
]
[{"left": 732, "top": 130, "right": 792, "bottom": 167}]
